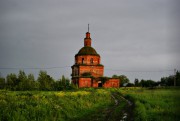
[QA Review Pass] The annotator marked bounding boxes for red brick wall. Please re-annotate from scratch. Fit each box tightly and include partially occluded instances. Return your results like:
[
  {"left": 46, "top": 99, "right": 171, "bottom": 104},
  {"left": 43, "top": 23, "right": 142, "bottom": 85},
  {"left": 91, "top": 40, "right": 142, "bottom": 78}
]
[
  {"left": 84, "top": 32, "right": 91, "bottom": 46},
  {"left": 79, "top": 65, "right": 104, "bottom": 77},
  {"left": 75, "top": 55, "right": 101, "bottom": 65},
  {"left": 84, "top": 38, "right": 91, "bottom": 47},
  {"left": 78, "top": 78, "right": 92, "bottom": 88},
  {"left": 72, "top": 78, "right": 120, "bottom": 88},
  {"left": 103, "top": 78, "right": 120, "bottom": 88},
  {"left": 92, "top": 80, "right": 98, "bottom": 87}
]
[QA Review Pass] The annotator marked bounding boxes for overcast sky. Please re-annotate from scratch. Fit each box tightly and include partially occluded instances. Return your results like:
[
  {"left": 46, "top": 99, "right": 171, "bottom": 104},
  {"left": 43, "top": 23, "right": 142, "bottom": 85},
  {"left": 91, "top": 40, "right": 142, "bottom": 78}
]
[{"left": 0, "top": 0, "right": 180, "bottom": 82}]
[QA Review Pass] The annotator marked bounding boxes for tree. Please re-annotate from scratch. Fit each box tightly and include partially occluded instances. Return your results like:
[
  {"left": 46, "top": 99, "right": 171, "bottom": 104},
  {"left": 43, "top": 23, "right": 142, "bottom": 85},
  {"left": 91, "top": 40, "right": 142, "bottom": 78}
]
[
  {"left": 112, "top": 75, "right": 130, "bottom": 87},
  {"left": 0, "top": 77, "right": 5, "bottom": 89},
  {"left": 27, "top": 73, "right": 39, "bottom": 90},
  {"left": 17, "top": 70, "right": 28, "bottom": 90},
  {"left": 37, "top": 71, "right": 55, "bottom": 90},
  {"left": 54, "top": 75, "right": 66, "bottom": 91},
  {"left": 176, "top": 71, "right": 180, "bottom": 86},
  {"left": 160, "top": 76, "right": 174, "bottom": 86},
  {"left": 139, "top": 79, "right": 156, "bottom": 87},
  {"left": 55, "top": 75, "right": 70, "bottom": 90},
  {"left": 134, "top": 78, "right": 139, "bottom": 87},
  {"left": 6, "top": 73, "right": 18, "bottom": 90},
  {"left": 126, "top": 83, "right": 135, "bottom": 87},
  {"left": 160, "top": 70, "right": 180, "bottom": 86}
]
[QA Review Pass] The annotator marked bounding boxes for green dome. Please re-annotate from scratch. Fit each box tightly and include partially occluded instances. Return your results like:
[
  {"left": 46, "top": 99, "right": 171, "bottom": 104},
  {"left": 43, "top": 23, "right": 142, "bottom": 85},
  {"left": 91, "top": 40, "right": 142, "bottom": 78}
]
[{"left": 75, "top": 46, "right": 100, "bottom": 56}]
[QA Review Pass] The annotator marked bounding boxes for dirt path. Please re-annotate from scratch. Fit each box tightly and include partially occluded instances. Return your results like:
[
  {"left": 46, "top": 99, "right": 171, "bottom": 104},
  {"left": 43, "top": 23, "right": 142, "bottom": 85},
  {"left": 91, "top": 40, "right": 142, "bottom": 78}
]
[
  {"left": 105, "top": 92, "right": 134, "bottom": 121},
  {"left": 79, "top": 91, "right": 134, "bottom": 121}
]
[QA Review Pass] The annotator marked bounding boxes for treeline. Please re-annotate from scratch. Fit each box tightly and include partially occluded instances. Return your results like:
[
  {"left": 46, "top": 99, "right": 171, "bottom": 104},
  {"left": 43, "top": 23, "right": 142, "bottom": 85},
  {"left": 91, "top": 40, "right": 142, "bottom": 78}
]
[
  {"left": 0, "top": 70, "right": 74, "bottom": 91},
  {"left": 133, "top": 71, "right": 180, "bottom": 87},
  {"left": 0, "top": 70, "right": 179, "bottom": 90},
  {"left": 113, "top": 71, "right": 180, "bottom": 87}
]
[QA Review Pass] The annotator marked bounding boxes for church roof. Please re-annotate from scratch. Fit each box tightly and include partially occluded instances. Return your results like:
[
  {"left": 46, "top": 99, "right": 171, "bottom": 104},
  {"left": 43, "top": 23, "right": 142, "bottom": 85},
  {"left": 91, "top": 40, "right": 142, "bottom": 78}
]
[{"left": 75, "top": 46, "right": 100, "bottom": 57}]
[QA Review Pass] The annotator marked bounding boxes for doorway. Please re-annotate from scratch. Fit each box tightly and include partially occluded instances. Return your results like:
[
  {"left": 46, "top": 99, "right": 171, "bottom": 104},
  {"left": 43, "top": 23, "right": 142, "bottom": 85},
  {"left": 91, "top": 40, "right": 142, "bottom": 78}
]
[{"left": 98, "top": 82, "right": 102, "bottom": 87}]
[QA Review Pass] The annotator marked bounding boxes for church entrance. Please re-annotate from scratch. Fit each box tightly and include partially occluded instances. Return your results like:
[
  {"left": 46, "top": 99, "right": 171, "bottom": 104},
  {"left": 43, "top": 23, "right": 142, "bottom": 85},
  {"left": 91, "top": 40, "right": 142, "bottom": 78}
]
[{"left": 98, "top": 81, "right": 102, "bottom": 87}]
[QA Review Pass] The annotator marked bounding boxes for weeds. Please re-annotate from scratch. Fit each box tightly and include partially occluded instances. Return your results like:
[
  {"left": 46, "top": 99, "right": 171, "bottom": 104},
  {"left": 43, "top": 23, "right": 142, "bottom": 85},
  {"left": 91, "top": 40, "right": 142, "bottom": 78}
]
[
  {"left": 0, "top": 88, "right": 179, "bottom": 121},
  {"left": 118, "top": 87, "right": 180, "bottom": 121}
]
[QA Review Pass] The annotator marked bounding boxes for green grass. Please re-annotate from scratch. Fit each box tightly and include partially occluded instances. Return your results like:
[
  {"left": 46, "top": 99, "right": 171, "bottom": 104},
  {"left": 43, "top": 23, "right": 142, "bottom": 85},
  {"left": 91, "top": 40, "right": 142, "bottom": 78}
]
[
  {"left": 0, "top": 89, "right": 113, "bottom": 121},
  {"left": 117, "top": 87, "right": 180, "bottom": 121},
  {"left": 0, "top": 87, "right": 179, "bottom": 121}
]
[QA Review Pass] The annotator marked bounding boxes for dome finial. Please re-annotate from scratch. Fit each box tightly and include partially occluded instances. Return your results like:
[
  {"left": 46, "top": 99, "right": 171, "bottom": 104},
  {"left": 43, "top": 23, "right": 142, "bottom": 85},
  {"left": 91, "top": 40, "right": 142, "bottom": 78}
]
[
  {"left": 88, "top": 24, "right": 89, "bottom": 32},
  {"left": 86, "top": 24, "right": 91, "bottom": 39}
]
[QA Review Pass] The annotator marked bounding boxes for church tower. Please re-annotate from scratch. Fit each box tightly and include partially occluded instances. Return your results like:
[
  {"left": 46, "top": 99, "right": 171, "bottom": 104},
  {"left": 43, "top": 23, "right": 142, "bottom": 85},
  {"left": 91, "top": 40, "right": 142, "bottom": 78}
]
[{"left": 71, "top": 25, "right": 119, "bottom": 88}]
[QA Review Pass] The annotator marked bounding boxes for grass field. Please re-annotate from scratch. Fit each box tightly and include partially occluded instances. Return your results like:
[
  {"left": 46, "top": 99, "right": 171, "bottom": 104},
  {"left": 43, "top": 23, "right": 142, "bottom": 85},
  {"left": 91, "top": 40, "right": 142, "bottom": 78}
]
[
  {"left": 0, "top": 87, "right": 179, "bottom": 121},
  {"left": 116, "top": 87, "right": 180, "bottom": 121}
]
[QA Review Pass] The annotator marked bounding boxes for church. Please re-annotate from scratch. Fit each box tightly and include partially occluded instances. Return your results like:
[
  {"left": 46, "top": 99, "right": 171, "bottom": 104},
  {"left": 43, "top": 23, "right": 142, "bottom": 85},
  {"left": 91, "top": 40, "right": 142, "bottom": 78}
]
[{"left": 71, "top": 26, "right": 120, "bottom": 88}]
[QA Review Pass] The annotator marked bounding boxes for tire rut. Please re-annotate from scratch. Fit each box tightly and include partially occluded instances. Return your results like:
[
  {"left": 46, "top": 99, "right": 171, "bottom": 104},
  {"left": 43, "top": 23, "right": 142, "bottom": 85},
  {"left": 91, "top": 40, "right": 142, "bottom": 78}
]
[{"left": 105, "top": 92, "right": 134, "bottom": 121}]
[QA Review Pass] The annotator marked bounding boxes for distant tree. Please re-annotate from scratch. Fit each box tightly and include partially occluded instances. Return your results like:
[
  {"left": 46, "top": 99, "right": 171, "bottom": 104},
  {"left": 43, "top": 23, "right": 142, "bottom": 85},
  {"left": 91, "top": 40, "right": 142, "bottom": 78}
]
[
  {"left": 27, "top": 73, "right": 39, "bottom": 90},
  {"left": 17, "top": 70, "right": 28, "bottom": 90},
  {"left": 0, "top": 77, "right": 5, "bottom": 89},
  {"left": 112, "top": 75, "right": 130, "bottom": 87},
  {"left": 61, "top": 75, "right": 70, "bottom": 90},
  {"left": 6, "top": 73, "right": 18, "bottom": 90},
  {"left": 160, "top": 70, "right": 180, "bottom": 86},
  {"left": 176, "top": 71, "right": 180, "bottom": 86},
  {"left": 139, "top": 79, "right": 145, "bottom": 87},
  {"left": 139, "top": 79, "right": 156, "bottom": 87},
  {"left": 146, "top": 80, "right": 156, "bottom": 87},
  {"left": 54, "top": 75, "right": 71, "bottom": 91},
  {"left": 54, "top": 80, "right": 63, "bottom": 91},
  {"left": 160, "top": 76, "right": 174, "bottom": 86},
  {"left": 126, "top": 83, "right": 135, "bottom": 87},
  {"left": 28, "top": 73, "right": 35, "bottom": 81},
  {"left": 112, "top": 75, "right": 118, "bottom": 78},
  {"left": 37, "top": 71, "right": 54, "bottom": 90},
  {"left": 134, "top": 78, "right": 139, "bottom": 87}
]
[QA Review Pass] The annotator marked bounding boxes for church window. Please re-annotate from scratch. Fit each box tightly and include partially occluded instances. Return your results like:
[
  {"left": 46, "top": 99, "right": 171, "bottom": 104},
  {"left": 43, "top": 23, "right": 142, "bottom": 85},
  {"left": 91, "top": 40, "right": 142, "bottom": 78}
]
[
  {"left": 90, "top": 58, "right": 93, "bottom": 64},
  {"left": 82, "top": 58, "right": 84, "bottom": 64}
]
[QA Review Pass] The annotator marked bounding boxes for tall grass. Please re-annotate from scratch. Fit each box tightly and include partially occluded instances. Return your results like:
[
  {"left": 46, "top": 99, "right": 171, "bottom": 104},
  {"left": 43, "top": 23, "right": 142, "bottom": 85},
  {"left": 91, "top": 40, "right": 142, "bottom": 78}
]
[
  {"left": 0, "top": 89, "right": 113, "bottom": 121},
  {"left": 1, "top": 88, "right": 179, "bottom": 121},
  {"left": 117, "top": 87, "right": 180, "bottom": 121}
]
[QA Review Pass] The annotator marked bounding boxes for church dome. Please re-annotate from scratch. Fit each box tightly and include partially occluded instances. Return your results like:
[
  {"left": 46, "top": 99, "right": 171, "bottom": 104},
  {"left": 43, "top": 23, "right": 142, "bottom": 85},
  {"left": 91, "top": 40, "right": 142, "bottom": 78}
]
[{"left": 75, "top": 46, "right": 100, "bottom": 57}]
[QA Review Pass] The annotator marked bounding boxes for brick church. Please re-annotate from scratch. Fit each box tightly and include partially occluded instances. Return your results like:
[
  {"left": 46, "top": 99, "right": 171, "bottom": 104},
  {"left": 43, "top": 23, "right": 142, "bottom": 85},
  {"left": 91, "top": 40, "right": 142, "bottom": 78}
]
[{"left": 71, "top": 27, "right": 120, "bottom": 88}]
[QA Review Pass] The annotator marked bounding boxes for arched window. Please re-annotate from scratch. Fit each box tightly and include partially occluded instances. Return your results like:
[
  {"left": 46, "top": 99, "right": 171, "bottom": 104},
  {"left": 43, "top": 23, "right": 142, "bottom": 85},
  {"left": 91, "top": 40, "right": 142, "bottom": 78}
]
[
  {"left": 90, "top": 58, "right": 93, "bottom": 64},
  {"left": 82, "top": 58, "right": 84, "bottom": 64}
]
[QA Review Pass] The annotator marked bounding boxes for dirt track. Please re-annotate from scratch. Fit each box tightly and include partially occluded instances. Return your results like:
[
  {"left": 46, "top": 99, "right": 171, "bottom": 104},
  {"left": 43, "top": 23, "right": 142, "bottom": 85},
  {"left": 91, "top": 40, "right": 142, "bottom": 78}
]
[{"left": 105, "top": 92, "right": 134, "bottom": 121}]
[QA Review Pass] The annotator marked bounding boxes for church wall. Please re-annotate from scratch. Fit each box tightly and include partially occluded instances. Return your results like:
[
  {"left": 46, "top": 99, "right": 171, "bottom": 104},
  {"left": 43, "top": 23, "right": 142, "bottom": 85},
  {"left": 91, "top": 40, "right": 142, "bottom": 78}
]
[
  {"left": 92, "top": 80, "right": 99, "bottom": 87},
  {"left": 75, "top": 55, "right": 100, "bottom": 65},
  {"left": 79, "top": 65, "right": 104, "bottom": 77},
  {"left": 103, "top": 78, "right": 120, "bottom": 88},
  {"left": 78, "top": 78, "right": 92, "bottom": 88}
]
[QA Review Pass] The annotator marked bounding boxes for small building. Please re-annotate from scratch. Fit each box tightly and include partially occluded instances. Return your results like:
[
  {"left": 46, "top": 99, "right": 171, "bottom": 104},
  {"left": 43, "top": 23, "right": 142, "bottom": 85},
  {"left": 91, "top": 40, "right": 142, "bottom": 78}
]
[{"left": 71, "top": 27, "right": 120, "bottom": 88}]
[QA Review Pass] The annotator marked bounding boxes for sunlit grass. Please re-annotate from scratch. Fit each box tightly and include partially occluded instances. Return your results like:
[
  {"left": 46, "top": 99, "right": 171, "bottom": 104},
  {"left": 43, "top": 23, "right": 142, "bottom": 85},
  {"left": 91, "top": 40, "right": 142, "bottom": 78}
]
[
  {"left": 0, "top": 87, "right": 179, "bottom": 121},
  {"left": 117, "top": 87, "right": 180, "bottom": 121},
  {"left": 0, "top": 89, "right": 113, "bottom": 121}
]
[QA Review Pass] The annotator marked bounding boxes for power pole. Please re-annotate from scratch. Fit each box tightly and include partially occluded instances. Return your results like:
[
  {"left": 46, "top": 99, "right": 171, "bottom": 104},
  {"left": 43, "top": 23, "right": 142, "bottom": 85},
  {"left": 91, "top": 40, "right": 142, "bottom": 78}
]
[{"left": 174, "top": 68, "right": 176, "bottom": 86}]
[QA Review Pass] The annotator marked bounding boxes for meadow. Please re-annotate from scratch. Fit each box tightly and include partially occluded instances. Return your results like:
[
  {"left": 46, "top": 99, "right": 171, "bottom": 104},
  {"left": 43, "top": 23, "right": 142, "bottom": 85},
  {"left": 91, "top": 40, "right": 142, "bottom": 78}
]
[
  {"left": 116, "top": 87, "right": 180, "bottom": 121},
  {"left": 0, "top": 87, "right": 179, "bottom": 121}
]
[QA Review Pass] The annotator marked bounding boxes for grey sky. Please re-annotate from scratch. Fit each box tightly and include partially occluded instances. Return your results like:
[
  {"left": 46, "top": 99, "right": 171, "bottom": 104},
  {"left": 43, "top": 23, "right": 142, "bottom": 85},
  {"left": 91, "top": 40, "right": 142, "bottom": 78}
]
[{"left": 0, "top": 0, "right": 180, "bottom": 82}]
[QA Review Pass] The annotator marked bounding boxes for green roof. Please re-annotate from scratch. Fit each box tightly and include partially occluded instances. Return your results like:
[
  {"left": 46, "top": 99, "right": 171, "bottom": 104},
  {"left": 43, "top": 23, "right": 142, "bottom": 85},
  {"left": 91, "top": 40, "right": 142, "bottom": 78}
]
[{"left": 75, "top": 46, "right": 100, "bottom": 56}]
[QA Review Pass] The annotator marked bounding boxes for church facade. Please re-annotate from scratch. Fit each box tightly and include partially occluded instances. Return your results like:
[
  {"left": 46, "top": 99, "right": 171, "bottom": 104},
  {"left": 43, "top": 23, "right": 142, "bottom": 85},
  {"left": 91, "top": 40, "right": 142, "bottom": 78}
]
[{"left": 71, "top": 29, "right": 120, "bottom": 88}]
